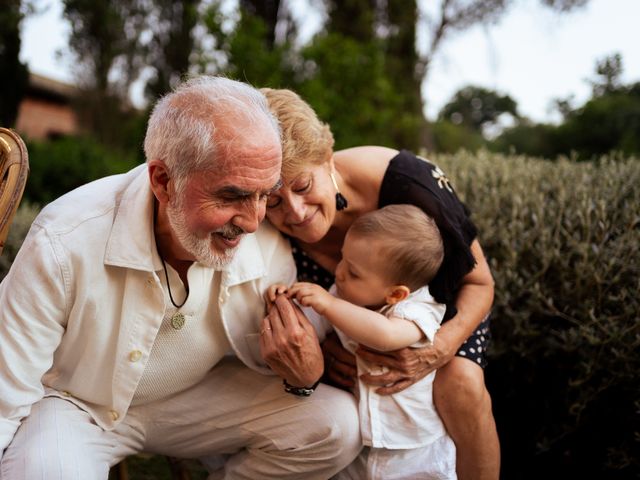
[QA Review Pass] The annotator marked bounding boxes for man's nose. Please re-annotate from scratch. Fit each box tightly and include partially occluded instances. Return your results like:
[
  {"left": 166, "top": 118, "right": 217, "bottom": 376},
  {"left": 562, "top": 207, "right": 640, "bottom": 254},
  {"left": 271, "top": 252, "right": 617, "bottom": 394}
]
[{"left": 233, "top": 196, "right": 266, "bottom": 233}]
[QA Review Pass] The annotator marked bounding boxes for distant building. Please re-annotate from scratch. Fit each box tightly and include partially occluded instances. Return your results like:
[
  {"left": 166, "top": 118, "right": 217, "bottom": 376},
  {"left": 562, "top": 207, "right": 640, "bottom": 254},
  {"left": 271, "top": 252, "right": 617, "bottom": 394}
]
[{"left": 15, "top": 73, "right": 80, "bottom": 140}]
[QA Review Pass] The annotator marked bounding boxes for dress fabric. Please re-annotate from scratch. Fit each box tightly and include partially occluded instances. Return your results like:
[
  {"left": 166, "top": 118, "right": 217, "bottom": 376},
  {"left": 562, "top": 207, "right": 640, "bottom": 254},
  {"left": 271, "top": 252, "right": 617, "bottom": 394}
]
[{"left": 291, "top": 150, "right": 491, "bottom": 367}]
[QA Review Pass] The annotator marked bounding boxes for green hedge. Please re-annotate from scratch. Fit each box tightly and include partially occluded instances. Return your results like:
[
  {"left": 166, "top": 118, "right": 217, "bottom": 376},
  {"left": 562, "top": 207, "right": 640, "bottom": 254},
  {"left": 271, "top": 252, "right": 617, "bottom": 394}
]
[
  {"left": 0, "top": 202, "right": 39, "bottom": 281},
  {"left": 2, "top": 152, "right": 638, "bottom": 477},
  {"left": 24, "top": 136, "right": 142, "bottom": 206},
  {"left": 436, "top": 151, "right": 639, "bottom": 478}
]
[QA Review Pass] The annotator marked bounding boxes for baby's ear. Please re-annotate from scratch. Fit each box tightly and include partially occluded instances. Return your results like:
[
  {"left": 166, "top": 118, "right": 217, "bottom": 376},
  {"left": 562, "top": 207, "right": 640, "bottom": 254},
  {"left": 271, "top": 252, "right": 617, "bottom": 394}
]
[{"left": 385, "top": 285, "right": 411, "bottom": 305}]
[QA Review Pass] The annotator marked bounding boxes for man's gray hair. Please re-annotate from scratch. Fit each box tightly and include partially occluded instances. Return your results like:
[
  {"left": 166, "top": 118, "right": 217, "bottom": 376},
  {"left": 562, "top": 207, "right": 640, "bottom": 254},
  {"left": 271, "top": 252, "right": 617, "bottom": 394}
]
[{"left": 144, "top": 76, "right": 280, "bottom": 182}]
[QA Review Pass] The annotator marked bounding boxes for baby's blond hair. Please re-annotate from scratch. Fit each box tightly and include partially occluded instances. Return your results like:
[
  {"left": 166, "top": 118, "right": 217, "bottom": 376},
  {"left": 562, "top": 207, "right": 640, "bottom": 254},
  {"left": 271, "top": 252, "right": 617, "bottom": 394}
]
[{"left": 349, "top": 204, "right": 444, "bottom": 291}]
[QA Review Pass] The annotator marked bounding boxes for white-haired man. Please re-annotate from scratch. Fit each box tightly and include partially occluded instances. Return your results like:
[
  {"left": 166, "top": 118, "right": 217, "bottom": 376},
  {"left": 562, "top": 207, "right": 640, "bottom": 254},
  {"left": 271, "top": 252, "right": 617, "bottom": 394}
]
[{"left": 0, "top": 76, "right": 360, "bottom": 479}]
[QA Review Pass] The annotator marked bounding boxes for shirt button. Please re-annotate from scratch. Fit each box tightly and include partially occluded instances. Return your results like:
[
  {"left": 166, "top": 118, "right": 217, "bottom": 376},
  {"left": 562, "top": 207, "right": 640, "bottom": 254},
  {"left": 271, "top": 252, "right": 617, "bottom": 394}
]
[
  {"left": 109, "top": 410, "right": 119, "bottom": 421},
  {"left": 61, "top": 390, "right": 72, "bottom": 397},
  {"left": 146, "top": 276, "right": 154, "bottom": 286},
  {"left": 128, "top": 350, "right": 142, "bottom": 362}
]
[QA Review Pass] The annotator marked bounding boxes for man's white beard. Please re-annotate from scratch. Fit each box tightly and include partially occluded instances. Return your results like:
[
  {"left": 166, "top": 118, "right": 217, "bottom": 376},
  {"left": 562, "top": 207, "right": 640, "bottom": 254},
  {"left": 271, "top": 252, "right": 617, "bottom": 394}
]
[{"left": 166, "top": 199, "right": 240, "bottom": 269}]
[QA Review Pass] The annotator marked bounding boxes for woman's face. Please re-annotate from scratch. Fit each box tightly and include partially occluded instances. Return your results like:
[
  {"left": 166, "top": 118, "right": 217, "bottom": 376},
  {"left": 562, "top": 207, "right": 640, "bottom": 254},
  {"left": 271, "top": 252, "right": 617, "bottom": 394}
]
[{"left": 266, "top": 162, "right": 336, "bottom": 243}]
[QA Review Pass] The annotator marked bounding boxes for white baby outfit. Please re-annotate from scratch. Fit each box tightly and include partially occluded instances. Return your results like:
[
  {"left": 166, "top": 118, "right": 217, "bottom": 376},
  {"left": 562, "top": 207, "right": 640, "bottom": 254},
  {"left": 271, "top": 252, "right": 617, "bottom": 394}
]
[{"left": 312, "top": 285, "right": 457, "bottom": 479}]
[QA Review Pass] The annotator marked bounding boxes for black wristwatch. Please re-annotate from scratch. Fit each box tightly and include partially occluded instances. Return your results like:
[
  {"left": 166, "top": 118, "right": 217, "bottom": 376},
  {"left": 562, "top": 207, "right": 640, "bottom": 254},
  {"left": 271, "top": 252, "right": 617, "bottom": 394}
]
[{"left": 283, "top": 379, "right": 321, "bottom": 397}]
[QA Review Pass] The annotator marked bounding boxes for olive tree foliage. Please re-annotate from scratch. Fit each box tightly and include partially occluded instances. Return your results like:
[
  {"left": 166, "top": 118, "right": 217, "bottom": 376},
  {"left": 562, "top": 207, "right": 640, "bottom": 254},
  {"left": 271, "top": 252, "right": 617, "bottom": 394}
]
[
  {"left": 316, "top": 0, "right": 590, "bottom": 149},
  {"left": 56, "top": 0, "right": 591, "bottom": 149},
  {"left": 199, "top": 0, "right": 295, "bottom": 86},
  {"left": 61, "top": 0, "right": 148, "bottom": 145},
  {"left": 590, "top": 52, "right": 623, "bottom": 97},
  {"left": 144, "top": 0, "right": 200, "bottom": 100},
  {"left": 438, "top": 85, "right": 519, "bottom": 134},
  {"left": 492, "top": 53, "right": 640, "bottom": 159},
  {"left": 62, "top": 0, "right": 146, "bottom": 96},
  {"left": 0, "top": 0, "right": 31, "bottom": 127}
]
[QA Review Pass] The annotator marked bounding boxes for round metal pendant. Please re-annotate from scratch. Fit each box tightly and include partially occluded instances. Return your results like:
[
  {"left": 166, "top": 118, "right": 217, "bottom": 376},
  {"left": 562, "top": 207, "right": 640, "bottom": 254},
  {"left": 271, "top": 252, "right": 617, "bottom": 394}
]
[{"left": 171, "top": 312, "right": 186, "bottom": 330}]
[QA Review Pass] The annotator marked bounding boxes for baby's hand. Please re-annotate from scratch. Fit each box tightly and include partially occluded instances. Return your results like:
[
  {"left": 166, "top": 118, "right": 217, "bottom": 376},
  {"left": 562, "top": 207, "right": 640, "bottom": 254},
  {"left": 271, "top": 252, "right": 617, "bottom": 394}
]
[
  {"left": 287, "top": 282, "right": 334, "bottom": 315},
  {"left": 265, "top": 283, "right": 289, "bottom": 310}
]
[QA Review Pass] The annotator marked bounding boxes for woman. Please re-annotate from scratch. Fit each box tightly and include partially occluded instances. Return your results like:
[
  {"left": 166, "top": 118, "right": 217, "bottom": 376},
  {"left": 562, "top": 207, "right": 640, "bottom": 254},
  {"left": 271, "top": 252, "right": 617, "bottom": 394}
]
[{"left": 262, "top": 88, "right": 500, "bottom": 479}]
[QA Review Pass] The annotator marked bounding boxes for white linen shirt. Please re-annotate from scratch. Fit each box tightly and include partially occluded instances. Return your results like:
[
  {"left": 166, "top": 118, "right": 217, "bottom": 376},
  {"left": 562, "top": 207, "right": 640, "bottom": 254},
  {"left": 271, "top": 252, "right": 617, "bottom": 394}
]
[{"left": 0, "top": 164, "right": 296, "bottom": 453}]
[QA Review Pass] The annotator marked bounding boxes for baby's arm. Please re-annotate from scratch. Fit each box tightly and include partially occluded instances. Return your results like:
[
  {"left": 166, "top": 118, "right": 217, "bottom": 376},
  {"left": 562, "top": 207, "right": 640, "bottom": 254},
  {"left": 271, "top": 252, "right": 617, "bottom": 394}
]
[
  {"left": 265, "top": 283, "right": 289, "bottom": 310},
  {"left": 288, "top": 282, "right": 424, "bottom": 351}
]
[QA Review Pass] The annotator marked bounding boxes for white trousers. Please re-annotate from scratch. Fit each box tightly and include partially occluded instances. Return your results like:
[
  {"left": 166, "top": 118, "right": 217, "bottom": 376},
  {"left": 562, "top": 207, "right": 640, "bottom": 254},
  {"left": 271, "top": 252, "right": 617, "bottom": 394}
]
[
  {"left": 0, "top": 356, "right": 361, "bottom": 480},
  {"left": 333, "top": 435, "right": 457, "bottom": 480}
]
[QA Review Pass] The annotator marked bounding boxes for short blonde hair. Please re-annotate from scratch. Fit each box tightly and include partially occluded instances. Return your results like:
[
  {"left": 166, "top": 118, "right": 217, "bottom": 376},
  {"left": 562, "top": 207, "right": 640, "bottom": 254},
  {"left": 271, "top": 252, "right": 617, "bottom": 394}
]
[
  {"left": 349, "top": 204, "right": 444, "bottom": 291},
  {"left": 261, "top": 88, "right": 334, "bottom": 178}
]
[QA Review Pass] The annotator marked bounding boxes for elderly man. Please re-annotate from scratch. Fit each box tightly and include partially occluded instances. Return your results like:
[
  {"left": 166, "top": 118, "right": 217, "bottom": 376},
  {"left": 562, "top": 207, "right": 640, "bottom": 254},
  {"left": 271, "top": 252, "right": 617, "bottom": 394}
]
[{"left": 0, "top": 76, "right": 360, "bottom": 479}]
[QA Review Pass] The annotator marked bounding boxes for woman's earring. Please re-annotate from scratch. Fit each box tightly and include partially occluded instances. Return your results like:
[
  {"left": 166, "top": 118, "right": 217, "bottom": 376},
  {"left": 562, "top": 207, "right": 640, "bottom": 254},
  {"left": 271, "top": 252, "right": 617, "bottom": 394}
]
[{"left": 330, "top": 173, "right": 348, "bottom": 211}]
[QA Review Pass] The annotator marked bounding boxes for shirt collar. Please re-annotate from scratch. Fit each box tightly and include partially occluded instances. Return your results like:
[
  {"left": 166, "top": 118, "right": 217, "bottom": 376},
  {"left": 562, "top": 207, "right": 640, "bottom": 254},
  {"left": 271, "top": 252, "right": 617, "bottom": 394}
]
[
  {"left": 104, "top": 164, "right": 267, "bottom": 284},
  {"left": 104, "top": 164, "right": 161, "bottom": 272}
]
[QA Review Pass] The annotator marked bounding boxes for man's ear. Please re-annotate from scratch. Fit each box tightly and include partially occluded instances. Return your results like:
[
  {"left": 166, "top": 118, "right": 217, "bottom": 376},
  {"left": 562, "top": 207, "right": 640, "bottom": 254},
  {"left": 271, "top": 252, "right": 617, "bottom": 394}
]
[
  {"left": 148, "top": 159, "right": 172, "bottom": 204},
  {"left": 385, "top": 285, "right": 411, "bottom": 305}
]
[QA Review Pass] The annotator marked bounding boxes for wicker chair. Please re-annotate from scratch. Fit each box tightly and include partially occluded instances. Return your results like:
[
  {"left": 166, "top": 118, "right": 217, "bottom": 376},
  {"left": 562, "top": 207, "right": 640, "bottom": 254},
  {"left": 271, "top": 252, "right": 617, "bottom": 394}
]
[{"left": 0, "top": 127, "right": 29, "bottom": 256}]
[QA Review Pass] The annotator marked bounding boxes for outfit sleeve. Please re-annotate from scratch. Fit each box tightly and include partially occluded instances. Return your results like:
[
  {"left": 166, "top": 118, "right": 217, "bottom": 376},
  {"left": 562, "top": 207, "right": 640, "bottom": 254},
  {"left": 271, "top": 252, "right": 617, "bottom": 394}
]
[
  {"left": 391, "top": 288, "right": 447, "bottom": 345},
  {"left": 379, "top": 150, "right": 478, "bottom": 318},
  {"left": 0, "top": 223, "right": 68, "bottom": 453}
]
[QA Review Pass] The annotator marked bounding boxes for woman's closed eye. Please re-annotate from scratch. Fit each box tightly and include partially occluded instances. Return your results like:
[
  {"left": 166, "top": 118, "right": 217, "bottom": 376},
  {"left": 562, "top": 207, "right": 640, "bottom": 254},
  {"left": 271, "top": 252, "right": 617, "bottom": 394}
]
[
  {"left": 266, "top": 195, "right": 281, "bottom": 209},
  {"left": 293, "top": 179, "right": 312, "bottom": 193}
]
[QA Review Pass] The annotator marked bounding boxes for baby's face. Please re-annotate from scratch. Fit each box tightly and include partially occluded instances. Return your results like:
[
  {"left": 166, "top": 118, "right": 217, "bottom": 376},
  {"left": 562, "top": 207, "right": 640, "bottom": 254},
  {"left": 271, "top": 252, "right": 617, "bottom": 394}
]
[{"left": 334, "top": 231, "right": 392, "bottom": 309}]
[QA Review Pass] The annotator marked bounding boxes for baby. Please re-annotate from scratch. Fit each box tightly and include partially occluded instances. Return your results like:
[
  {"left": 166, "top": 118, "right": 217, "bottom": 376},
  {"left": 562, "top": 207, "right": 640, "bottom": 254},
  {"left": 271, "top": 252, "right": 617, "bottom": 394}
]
[{"left": 267, "top": 204, "right": 457, "bottom": 479}]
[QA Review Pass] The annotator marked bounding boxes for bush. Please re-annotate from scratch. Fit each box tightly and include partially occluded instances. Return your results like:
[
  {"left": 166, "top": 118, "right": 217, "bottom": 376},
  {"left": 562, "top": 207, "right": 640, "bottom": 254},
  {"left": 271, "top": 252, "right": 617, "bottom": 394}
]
[
  {"left": 0, "top": 202, "right": 40, "bottom": 281},
  {"left": 435, "top": 151, "right": 639, "bottom": 478},
  {"left": 24, "top": 136, "right": 142, "bottom": 206},
  {"left": 2, "top": 150, "right": 638, "bottom": 478}
]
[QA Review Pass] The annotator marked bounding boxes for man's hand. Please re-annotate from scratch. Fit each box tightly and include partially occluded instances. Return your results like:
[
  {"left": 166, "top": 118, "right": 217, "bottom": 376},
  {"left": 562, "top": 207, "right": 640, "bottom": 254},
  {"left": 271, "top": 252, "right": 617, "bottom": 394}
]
[
  {"left": 321, "top": 331, "right": 357, "bottom": 390},
  {"left": 288, "top": 282, "right": 334, "bottom": 315},
  {"left": 357, "top": 330, "right": 456, "bottom": 395},
  {"left": 259, "top": 294, "right": 324, "bottom": 387}
]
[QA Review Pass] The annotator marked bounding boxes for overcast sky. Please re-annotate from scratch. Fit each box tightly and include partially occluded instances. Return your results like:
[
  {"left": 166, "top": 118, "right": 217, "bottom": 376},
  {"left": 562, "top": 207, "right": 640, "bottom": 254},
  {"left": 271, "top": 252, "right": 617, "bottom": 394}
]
[{"left": 20, "top": 0, "right": 639, "bottom": 123}]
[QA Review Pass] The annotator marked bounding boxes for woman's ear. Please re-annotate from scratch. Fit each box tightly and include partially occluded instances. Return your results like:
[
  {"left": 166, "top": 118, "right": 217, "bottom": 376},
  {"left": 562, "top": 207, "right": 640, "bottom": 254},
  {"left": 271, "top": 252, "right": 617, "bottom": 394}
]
[
  {"left": 148, "top": 159, "right": 172, "bottom": 204},
  {"left": 385, "top": 285, "right": 411, "bottom": 305}
]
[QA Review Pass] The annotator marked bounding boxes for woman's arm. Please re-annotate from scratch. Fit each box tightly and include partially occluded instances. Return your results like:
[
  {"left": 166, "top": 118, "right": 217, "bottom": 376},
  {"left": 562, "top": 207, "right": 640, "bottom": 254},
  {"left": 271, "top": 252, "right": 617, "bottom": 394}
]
[
  {"left": 356, "top": 239, "right": 494, "bottom": 394},
  {"left": 423, "top": 239, "right": 494, "bottom": 361}
]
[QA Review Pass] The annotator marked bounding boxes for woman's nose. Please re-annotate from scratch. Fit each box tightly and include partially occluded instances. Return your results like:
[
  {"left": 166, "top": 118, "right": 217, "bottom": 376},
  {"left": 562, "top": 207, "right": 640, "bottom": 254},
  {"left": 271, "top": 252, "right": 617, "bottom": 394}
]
[{"left": 286, "top": 196, "right": 307, "bottom": 222}]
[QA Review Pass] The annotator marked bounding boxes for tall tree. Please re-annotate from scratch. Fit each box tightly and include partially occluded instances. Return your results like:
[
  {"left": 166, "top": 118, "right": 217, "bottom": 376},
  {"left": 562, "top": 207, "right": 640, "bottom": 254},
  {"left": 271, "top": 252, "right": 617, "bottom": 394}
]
[
  {"left": 383, "top": 0, "right": 424, "bottom": 149},
  {"left": 0, "top": 0, "right": 29, "bottom": 127},
  {"left": 239, "top": 0, "right": 281, "bottom": 49},
  {"left": 439, "top": 85, "right": 519, "bottom": 134},
  {"left": 312, "top": 0, "right": 589, "bottom": 150},
  {"left": 325, "top": 0, "right": 375, "bottom": 42},
  {"left": 62, "top": 0, "right": 147, "bottom": 144},
  {"left": 145, "top": 0, "right": 199, "bottom": 100},
  {"left": 590, "top": 52, "right": 623, "bottom": 97},
  {"left": 200, "top": 0, "right": 294, "bottom": 87}
]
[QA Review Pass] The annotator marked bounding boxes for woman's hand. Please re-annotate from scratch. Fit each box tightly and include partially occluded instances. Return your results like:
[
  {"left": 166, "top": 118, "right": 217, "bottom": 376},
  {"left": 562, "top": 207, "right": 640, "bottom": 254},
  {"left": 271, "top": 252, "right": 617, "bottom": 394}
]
[
  {"left": 321, "top": 331, "right": 357, "bottom": 390},
  {"left": 356, "top": 329, "right": 457, "bottom": 395},
  {"left": 260, "top": 294, "right": 324, "bottom": 387}
]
